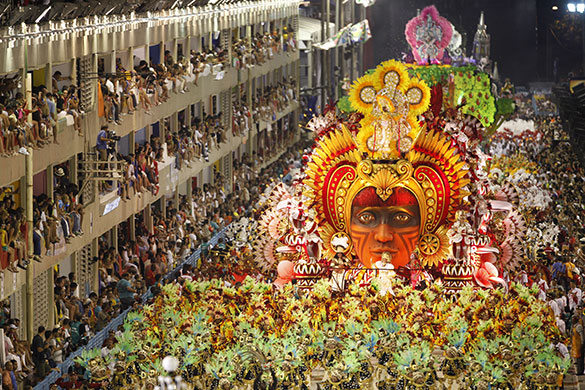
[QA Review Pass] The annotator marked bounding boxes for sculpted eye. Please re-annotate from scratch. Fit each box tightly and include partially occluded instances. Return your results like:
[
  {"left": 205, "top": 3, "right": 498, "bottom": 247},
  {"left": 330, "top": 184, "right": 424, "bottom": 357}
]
[
  {"left": 394, "top": 213, "right": 412, "bottom": 223},
  {"left": 358, "top": 212, "right": 375, "bottom": 225}
]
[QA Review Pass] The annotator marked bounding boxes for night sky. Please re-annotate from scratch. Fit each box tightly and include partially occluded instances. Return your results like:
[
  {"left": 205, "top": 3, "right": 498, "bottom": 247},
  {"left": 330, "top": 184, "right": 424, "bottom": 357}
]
[{"left": 366, "top": 0, "right": 541, "bottom": 85}]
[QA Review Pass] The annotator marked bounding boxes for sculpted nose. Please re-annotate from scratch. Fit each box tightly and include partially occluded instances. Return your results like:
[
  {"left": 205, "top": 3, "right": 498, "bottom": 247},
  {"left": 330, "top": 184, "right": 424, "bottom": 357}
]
[{"left": 374, "top": 223, "right": 394, "bottom": 243}]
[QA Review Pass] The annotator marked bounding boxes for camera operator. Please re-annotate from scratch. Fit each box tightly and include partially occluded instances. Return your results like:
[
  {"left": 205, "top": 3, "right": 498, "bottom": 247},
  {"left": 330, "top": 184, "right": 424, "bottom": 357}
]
[{"left": 96, "top": 125, "right": 117, "bottom": 192}]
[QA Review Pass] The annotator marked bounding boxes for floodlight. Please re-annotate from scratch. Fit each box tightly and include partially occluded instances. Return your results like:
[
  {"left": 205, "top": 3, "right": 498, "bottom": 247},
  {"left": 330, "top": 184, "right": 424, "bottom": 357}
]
[
  {"left": 35, "top": 6, "right": 51, "bottom": 23},
  {"left": 568, "top": 2, "right": 577, "bottom": 12}
]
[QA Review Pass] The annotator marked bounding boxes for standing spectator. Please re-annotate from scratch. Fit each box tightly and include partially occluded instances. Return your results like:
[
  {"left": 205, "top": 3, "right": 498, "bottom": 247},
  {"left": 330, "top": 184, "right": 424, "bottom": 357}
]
[
  {"left": 8, "top": 361, "right": 16, "bottom": 390},
  {"left": 116, "top": 273, "right": 135, "bottom": 310},
  {"left": 31, "top": 326, "right": 46, "bottom": 369},
  {"left": 96, "top": 126, "right": 113, "bottom": 192},
  {"left": 2, "top": 361, "right": 13, "bottom": 390},
  {"left": 570, "top": 281, "right": 583, "bottom": 311}
]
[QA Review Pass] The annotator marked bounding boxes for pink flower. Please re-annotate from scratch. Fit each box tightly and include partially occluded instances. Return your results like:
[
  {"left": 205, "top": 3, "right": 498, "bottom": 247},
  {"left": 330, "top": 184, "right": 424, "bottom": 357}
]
[{"left": 474, "top": 261, "right": 507, "bottom": 290}]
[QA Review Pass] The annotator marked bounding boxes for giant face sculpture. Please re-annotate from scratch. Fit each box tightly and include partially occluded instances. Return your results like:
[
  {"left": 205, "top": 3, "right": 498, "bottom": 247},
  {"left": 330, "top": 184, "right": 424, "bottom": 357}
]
[
  {"left": 304, "top": 60, "right": 469, "bottom": 275},
  {"left": 349, "top": 187, "right": 421, "bottom": 268}
]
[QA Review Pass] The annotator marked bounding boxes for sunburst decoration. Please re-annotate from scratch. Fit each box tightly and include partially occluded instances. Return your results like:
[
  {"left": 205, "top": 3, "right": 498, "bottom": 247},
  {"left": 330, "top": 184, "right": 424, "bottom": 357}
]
[
  {"left": 348, "top": 75, "right": 377, "bottom": 115},
  {"left": 372, "top": 59, "right": 410, "bottom": 92},
  {"left": 418, "top": 226, "right": 452, "bottom": 267},
  {"left": 405, "top": 78, "right": 431, "bottom": 116},
  {"left": 348, "top": 60, "right": 431, "bottom": 159},
  {"left": 355, "top": 123, "right": 375, "bottom": 157}
]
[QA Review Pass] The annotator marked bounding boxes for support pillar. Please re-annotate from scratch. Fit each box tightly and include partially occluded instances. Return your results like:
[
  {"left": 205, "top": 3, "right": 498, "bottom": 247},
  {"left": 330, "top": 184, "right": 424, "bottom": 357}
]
[
  {"left": 185, "top": 36, "right": 191, "bottom": 59},
  {"left": 129, "top": 130, "right": 136, "bottom": 156},
  {"left": 339, "top": 2, "right": 345, "bottom": 89},
  {"left": 129, "top": 215, "right": 136, "bottom": 241},
  {"left": 91, "top": 237, "right": 99, "bottom": 294},
  {"left": 127, "top": 46, "right": 134, "bottom": 75},
  {"left": 226, "top": 29, "right": 232, "bottom": 66},
  {"left": 186, "top": 177, "right": 193, "bottom": 219},
  {"left": 356, "top": 4, "right": 363, "bottom": 76},
  {"left": 111, "top": 224, "right": 118, "bottom": 251},
  {"left": 325, "top": 0, "right": 331, "bottom": 103},
  {"left": 144, "top": 44, "right": 150, "bottom": 64},
  {"left": 185, "top": 105, "right": 192, "bottom": 128},
  {"left": 160, "top": 119, "right": 166, "bottom": 156},
  {"left": 70, "top": 58, "right": 77, "bottom": 86},
  {"left": 247, "top": 79, "right": 253, "bottom": 155},
  {"left": 108, "top": 51, "right": 116, "bottom": 74},
  {"left": 25, "top": 148, "right": 33, "bottom": 342},
  {"left": 46, "top": 164, "right": 54, "bottom": 201},
  {"left": 334, "top": 0, "right": 340, "bottom": 101},
  {"left": 174, "top": 185, "right": 180, "bottom": 209},
  {"left": 307, "top": 42, "right": 313, "bottom": 90},
  {"left": 45, "top": 63, "right": 52, "bottom": 91},
  {"left": 350, "top": 1, "right": 356, "bottom": 81},
  {"left": 90, "top": 54, "right": 98, "bottom": 112},
  {"left": 171, "top": 112, "right": 179, "bottom": 133},
  {"left": 160, "top": 196, "right": 167, "bottom": 218},
  {"left": 69, "top": 155, "right": 78, "bottom": 186},
  {"left": 47, "top": 267, "right": 55, "bottom": 328},
  {"left": 246, "top": 24, "right": 252, "bottom": 47},
  {"left": 144, "top": 206, "right": 153, "bottom": 235}
]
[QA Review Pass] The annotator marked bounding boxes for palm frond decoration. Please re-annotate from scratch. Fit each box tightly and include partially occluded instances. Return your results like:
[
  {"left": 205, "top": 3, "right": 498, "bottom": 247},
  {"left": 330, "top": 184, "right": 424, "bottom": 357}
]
[
  {"left": 363, "top": 331, "right": 379, "bottom": 353},
  {"left": 342, "top": 350, "right": 362, "bottom": 374},
  {"left": 446, "top": 326, "right": 468, "bottom": 349},
  {"left": 74, "top": 348, "right": 102, "bottom": 368}
]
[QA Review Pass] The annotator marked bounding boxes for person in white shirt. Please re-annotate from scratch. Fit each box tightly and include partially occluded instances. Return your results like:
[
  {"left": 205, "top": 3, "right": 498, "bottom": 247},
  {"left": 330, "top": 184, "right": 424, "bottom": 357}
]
[
  {"left": 548, "top": 296, "right": 561, "bottom": 318},
  {"left": 550, "top": 340, "right": 570, "bottom": 359},
  {"left": 569, "top": 282, "right": 583, "bottom": 311},
  {"left": 188, "top": 227, "right": 197, "bottom": 251},
  {"left": 515, "top": 265, "right": 529, "bottom": 285},
  {"left": 555, "top": 293, "right": 568, "bottom": 313},
  {"left": 556, "top": 316, "right": 566, "bottom": 335},
  {"left": 105, "top": 76, "right": 116, "bottom": 95},
  {"left": 537, "top": 277, "right": 549, "bottom": 301}
]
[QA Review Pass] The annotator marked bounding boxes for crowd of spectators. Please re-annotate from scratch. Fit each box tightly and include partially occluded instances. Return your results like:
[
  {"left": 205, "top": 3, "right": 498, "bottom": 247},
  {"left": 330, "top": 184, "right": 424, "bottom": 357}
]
[
  {"left": 168, "top": 112, "right": 228, "bottom": 169},
  {"left": 100, "top": 110, "right": 228, "bottom": 199},
  {"left": 252, "top": 78, "right": 296, "bottom": 122},
  {"left": 33, "top": 176, "right": 84, "bottom": 258},
  {"left": 231, "top": 26, "right": 296, "bottom": 69},
  {"left": 99, "top": 28, "right": 295, "bottom": 126},
  {"left": 0, "top": 73, "right": 85, "bottom": 158},
  {"left": 0, "top": 168, "right": 84, "bottom": 274},
  {"left": 6, "top": 133, "right": 305, "bottom": 388},
  {"left": 0, "top": 25, "right": 296, "bottom": 162},
  {"left": 105, "top": 76, "right": 296, "bottom": 200},
  {"left": 98, "top": 46, "right": 229, "bottom": 123},
  {"left": 0, "top": 191, "right": 34, "bottom": 273},
  {"left": 231, "top": 77, "right": 296, "bottom": 139}
]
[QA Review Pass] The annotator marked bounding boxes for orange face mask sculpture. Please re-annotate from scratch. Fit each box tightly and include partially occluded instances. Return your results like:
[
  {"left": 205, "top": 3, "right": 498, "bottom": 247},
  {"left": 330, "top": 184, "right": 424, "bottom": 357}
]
[
  {"left": 304, "top": 60, "right": 469, "bottom": 270},
  {"left": 350, "top": 187, "right": 420, "bottom": 268}
]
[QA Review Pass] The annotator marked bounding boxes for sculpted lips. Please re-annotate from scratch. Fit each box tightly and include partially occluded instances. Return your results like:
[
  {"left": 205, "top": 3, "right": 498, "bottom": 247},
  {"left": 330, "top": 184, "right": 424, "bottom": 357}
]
[{"left": 370, "top": 249, "right": 399, "bottom": 256}]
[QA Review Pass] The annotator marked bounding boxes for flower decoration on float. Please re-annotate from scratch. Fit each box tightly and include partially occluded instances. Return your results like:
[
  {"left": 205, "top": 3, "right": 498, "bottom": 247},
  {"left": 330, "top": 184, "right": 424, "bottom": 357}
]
[{"left": 305, "top": 59, "right": 470, "bottom": 270}]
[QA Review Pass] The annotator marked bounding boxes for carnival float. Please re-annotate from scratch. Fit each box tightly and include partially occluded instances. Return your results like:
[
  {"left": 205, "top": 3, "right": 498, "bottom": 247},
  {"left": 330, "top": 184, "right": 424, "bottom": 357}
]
[{"left": 77, "top": 6, "right": 568, "bottom": 390}]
